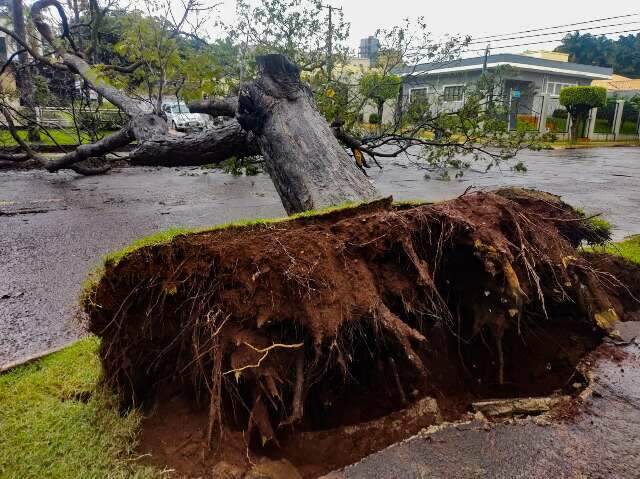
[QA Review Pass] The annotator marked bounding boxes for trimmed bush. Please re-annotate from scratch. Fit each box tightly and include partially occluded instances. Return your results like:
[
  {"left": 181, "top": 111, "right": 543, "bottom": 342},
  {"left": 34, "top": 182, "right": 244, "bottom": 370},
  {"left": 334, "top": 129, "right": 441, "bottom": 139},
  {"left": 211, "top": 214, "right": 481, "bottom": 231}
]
[
  {"left": 559, "top": 86, "right": 607, "bottom": 142},
  {"left": 559, "top": 86, "right": 607, "bottom": 112}
]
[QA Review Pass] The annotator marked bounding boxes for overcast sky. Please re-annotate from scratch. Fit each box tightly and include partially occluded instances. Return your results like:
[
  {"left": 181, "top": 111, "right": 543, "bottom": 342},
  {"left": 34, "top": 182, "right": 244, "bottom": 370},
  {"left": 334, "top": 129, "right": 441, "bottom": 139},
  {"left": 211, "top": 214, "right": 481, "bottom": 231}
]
[{"left": 209, "top": 0, "right": 639, "bottom": 57}]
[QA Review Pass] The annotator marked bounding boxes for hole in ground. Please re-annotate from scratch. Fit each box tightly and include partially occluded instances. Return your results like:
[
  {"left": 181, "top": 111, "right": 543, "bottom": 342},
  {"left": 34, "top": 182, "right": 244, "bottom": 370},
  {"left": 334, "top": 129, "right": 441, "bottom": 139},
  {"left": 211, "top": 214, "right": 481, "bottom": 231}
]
[{"left": 136, "top": 314, "right": 602, "bottom": 478}]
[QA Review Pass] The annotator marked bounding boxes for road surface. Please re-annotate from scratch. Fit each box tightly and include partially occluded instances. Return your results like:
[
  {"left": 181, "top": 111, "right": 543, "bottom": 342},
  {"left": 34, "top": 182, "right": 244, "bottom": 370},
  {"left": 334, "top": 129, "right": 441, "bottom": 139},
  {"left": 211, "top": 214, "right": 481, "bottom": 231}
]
[{"left": 325, "top": 338, "right": 640, "bottom": 479}]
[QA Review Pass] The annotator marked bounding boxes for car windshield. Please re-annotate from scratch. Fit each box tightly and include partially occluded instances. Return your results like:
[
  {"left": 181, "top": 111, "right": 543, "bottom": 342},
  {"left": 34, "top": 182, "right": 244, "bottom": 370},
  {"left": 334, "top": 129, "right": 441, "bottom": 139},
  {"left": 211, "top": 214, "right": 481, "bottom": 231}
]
[{"left": 170, "top": 104, "right": 190, "bottom": 114}]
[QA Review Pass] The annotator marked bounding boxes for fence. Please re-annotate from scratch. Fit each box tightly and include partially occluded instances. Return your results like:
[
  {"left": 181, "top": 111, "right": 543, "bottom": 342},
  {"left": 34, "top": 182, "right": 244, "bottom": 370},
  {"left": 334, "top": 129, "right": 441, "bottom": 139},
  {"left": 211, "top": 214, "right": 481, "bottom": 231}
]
[
  {"left": 36, "top": 107, "right": 126, "bottom": 130},
  {"left": 537, "top": 95, "right": 640, "bottom": 141},
  {"left": 4, "top": 107, "right": 127, "bottom": 130}
]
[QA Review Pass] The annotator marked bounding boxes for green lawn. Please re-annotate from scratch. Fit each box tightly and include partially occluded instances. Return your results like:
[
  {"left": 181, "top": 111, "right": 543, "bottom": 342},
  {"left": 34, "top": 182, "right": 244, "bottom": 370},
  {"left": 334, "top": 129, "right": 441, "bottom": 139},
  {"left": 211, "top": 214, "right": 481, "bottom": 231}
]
[
  {"left": 1, "top": 232, "right": 639, "bottom": 478},
  {"left": 620, "top": 120, "right": 639, "bottom": 135},
  {"left": 0, "top": 130, "right": 118, "bottom": 147},
  {"left": 545, "top": 117, "right": 568, "bottom": 133},
  {"left": 587, "top": 234, "right": 640, "bottom": 264},
  {"left": 0, "top": 338, "right": 160, "bottom": 478},
  {"left": 594, "top": 118, "right": 613, "bottom": 134}
]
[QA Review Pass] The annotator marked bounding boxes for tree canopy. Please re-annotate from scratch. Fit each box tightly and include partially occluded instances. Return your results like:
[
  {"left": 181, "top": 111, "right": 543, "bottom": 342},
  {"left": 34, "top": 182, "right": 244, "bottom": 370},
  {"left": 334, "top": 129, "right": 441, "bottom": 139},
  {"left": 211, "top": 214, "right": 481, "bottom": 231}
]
[
  {"left": 0, "top": 0, "right": 549, "bottom": 188},
  {"left": 555, "top": 32, "right": 640, "bottom": 78},
  {"left": 559, "top": 86, "right": 607, "bottom": 114}
]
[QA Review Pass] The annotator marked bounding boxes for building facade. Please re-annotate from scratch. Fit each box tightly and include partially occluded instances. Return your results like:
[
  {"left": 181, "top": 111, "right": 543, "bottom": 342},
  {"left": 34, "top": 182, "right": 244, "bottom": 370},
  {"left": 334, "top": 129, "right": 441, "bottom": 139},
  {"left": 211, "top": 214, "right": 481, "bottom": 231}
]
[
  {"left": 398, "top": 53, "right": 614, "bottom": 133},
  {"left": 358, "top": 36, "right": 380, "bottom": 61}
]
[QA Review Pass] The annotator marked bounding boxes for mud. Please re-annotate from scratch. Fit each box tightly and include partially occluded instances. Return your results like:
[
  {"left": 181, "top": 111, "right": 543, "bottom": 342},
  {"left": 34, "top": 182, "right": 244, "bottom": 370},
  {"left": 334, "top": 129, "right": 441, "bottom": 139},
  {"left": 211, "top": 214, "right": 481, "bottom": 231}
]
[{"left": 83, "top": 189, "right": 640, "bottom": 478}]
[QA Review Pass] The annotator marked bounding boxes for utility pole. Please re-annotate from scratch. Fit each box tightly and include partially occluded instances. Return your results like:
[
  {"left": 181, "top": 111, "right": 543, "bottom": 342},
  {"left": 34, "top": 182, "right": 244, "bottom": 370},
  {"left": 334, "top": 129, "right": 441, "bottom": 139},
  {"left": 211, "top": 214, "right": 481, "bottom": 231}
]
[
  {"left": 482, "top": 43, "right": 490, "bottom": 73},
  {"left": 321, "top": 3, "right": 342, "bottom": 82}
]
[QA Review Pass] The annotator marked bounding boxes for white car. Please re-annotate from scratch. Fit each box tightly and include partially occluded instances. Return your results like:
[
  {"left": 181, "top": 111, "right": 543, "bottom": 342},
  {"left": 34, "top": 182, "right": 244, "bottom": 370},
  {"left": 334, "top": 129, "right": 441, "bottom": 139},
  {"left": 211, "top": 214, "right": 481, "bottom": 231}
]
[{"left": 162, "top": 102, "right": 207, "bottom": 131}]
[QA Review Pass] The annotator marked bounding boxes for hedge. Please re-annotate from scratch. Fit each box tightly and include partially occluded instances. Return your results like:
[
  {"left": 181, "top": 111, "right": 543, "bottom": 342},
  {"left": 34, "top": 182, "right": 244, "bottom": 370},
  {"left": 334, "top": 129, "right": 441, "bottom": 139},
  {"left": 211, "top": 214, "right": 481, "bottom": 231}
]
[{"left": 559, "top": 86, "right": 607, "bottom": 111}]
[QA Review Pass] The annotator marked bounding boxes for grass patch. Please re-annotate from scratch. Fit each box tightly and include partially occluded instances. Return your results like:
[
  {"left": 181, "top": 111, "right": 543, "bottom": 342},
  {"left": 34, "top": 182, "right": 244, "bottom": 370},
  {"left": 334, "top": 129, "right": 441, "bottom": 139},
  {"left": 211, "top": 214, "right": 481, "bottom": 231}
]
[
  {"left": 0, "top": 338, "right": 160, "bottom": 478},
  {"left": 0, "top": 129, "right": 119, "bottom": 147},
  {"left": 586, "top": 234, "right": 640, "bottom": 264},
  {"left": 573, "top": 207, "right": 613, "bottom": 241}
]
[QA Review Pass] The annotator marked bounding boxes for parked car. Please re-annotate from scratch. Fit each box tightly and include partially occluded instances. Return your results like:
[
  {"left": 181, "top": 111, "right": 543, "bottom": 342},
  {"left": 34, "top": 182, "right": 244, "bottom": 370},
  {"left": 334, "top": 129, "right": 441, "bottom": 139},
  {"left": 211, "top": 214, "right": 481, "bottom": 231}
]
[{"left": 162, "top": 102, "right": 208, "bottom": 131}]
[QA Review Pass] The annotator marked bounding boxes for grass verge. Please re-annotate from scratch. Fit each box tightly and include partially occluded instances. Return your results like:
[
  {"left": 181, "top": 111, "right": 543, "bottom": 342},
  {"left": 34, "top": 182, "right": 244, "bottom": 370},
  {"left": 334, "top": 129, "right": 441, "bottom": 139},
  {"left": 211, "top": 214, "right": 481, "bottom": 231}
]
[
  {"left": 585, "top": 234, "right": 640, "bottom": 264},
  {"left": 0, "top": 338, "right": 161, "bottom": 479},
  {"left": 0, "top": 130, "right": 119, "bottom": 147}
]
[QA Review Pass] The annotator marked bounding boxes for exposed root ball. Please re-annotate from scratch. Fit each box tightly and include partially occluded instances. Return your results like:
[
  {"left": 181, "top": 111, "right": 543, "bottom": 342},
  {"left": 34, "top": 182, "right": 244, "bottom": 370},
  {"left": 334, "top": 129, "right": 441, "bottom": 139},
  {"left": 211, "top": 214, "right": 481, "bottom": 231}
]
[{"left": 83, "top": 190, "right": 637, "bottom": 454}]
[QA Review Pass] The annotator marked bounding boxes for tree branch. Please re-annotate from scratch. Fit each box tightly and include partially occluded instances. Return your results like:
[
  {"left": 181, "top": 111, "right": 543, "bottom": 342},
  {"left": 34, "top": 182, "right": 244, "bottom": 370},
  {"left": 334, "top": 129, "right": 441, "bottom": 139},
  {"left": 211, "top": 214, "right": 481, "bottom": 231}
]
[
  {"left": 0, "top": 25, "right": 68, "bottom": 71},
  {"left": 31, "top": 0, "right": 153, "bottom": 117},
  {"left": 44, "top": 126, "right": 134, "bottom": 172},
  {"left": 129, "top": 120, "right": 258, "bottom": 166},
  {"left": 100, "top": 61, "right": 144, "bottom": 74},
  {"left": 189, "top": 97, "right": 238, "bottom": 117}
]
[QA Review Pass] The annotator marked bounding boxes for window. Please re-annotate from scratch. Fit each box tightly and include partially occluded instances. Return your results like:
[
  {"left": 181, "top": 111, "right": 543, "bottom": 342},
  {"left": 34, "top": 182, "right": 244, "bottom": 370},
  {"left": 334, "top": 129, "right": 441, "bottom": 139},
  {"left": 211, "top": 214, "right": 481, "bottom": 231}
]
[
  {"left": 163, "top": 103, "right": 190, "bottom": 114},
  {"left": 443, "top": 85, "right": 464, "bottom": 102},
  {"left": 546, "top": 82, "right": 576, "bottom": 96},
  {"left": 410, "top": 88, "right": 428, "bottom": 102},
  {"left": 171, "top": 105, "right": 189, "bottom": 114}
]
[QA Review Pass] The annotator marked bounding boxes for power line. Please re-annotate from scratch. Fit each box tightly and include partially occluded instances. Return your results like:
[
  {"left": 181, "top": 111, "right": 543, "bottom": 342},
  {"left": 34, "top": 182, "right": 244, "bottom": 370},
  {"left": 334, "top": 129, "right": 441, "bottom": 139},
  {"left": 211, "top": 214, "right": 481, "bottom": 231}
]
[
  {"left": 473, "top": 12, "right": 639, "bottom": 41},
  {"left": 480, "top": 28, "right": 640, "bottom": 51},
  {"left": 467, "top": 19, "right": 640, "bottom": 45}
]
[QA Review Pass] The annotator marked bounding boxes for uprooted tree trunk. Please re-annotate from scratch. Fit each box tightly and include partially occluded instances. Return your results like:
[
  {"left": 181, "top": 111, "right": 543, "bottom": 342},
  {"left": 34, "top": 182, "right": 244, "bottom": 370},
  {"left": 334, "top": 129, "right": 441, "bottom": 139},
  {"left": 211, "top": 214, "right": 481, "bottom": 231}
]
[
  {"left": 3, "top": 1, "right": 378, "bottom": 214},
  {"left": 234, "top": 55, "right": 379, "bottom": 214}
]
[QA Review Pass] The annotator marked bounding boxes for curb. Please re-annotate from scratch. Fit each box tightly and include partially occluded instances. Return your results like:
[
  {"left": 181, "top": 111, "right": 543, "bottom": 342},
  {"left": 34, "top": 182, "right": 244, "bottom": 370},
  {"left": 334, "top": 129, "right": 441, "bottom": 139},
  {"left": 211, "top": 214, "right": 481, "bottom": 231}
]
[{"left": 0, "top": 340, "right": 80, "bottom": 374}]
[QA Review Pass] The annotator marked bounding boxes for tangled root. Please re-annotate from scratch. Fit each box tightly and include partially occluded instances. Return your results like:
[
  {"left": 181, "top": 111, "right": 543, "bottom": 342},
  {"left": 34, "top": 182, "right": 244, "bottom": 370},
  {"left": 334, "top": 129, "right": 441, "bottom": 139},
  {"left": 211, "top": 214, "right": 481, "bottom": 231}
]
[{"left": 83, "top": 189, "right": 637, "bottom": 449}]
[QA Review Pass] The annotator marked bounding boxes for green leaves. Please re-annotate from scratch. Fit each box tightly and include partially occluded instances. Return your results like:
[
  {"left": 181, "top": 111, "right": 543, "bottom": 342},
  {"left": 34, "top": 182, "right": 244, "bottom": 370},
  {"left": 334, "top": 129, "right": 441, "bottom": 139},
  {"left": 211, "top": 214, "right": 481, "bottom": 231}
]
[
  {"left": 559, "top": 86, "right": 607, "bottom": 112},
  {"left": 556, "top": 32, "right": 640, "bottom": 79},
  {"left": 229, "top": 0, "right": 349, "bottom": 74},
  {"left": 359, "top": 72, "right": 401, "bottom": 106}
]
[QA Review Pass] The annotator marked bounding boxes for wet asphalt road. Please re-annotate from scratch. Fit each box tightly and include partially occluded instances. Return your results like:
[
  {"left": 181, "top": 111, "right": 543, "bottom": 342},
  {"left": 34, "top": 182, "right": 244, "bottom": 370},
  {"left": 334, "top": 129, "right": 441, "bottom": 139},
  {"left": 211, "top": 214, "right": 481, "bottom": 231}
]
[
  {"left": 325, "top": 339, "right": 640, "bottom": 479},
  {"left": 1, "top": 147, "right": 639, "bottom": 367}
]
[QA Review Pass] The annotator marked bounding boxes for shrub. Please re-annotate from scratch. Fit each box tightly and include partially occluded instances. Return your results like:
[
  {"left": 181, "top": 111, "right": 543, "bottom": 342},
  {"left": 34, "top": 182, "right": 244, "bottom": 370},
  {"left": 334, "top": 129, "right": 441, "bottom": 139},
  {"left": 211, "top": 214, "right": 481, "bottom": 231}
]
[
  {"left": 368, "top": 113, "right": 380, "bottom": 124},
  {"left": 559, "top": 86, "right": 607, "bottom": 142},
  {"left": 559, "top": 86, "right": 607, "bottom": 112},
  {"left": 552, "top": 109, "right": 568, "bottom": 119}
]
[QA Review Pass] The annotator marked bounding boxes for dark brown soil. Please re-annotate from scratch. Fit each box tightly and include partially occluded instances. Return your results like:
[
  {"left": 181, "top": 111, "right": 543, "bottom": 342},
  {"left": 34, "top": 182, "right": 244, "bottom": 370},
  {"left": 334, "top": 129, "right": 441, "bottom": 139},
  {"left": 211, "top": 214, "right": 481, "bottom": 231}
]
[
  {"left": 581, "top": 252, "right": 640, "bottom": 323},
  {"left": 84, "top": 190, "right": 639, "bottom": 478}
]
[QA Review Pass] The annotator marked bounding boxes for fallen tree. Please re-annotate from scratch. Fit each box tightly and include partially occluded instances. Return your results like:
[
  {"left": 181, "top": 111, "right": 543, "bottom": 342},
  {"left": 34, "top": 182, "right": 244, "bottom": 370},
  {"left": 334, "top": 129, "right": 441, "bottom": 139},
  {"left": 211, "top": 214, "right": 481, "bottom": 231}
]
[
  {"left": 0, "top": 1, "right": 377, "bottom": 213},
  {"left": 1, "top": 0, "right": 545, "bottom": 214},
  {"left": 83, "top": 189, "right": 639, "bottom": 476}
]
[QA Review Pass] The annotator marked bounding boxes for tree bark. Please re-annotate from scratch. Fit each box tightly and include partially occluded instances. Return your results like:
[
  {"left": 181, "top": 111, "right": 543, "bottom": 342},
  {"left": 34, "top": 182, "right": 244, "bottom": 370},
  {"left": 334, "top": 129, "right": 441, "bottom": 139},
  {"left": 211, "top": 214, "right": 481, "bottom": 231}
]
[
  {"left": 11, "top": 0, "right": 40, "bottom": 142},
  {"left": 129, "top": 120, "right": 258, "bottom": 167},
  {"left": 237, "top": 54, "right": 379, "bottom": 214}
]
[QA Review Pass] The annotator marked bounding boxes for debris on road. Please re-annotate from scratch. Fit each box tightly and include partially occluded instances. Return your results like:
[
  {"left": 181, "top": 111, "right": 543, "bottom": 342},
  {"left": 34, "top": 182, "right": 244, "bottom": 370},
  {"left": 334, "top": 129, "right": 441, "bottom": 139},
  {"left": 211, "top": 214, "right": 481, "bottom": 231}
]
[{"left": 472, "top": 396, "right": 570, "bottom": 417}]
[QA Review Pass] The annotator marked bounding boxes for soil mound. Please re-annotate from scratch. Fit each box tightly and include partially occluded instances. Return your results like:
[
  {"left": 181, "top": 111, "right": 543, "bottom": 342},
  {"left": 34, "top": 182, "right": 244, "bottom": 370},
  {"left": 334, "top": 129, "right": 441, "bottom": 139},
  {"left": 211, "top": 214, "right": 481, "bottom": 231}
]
[{"left": 83, "top": 190, "right": 638, "bottom": 477}]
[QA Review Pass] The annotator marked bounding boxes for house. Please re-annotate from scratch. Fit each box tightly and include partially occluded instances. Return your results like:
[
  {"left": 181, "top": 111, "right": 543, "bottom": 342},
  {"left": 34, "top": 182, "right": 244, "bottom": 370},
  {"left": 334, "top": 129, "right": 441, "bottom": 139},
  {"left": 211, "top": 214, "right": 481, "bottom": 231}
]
[
  {"left": 592, "top": 74, "right": 640, "bottom": 98},
  {"left": 398, "top": 52, "right": 613, "bottom": 132}
]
